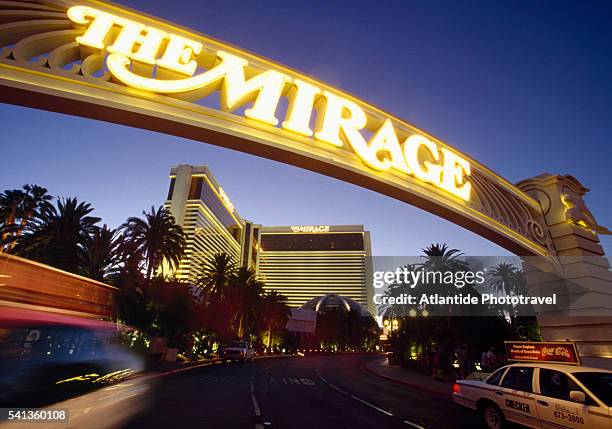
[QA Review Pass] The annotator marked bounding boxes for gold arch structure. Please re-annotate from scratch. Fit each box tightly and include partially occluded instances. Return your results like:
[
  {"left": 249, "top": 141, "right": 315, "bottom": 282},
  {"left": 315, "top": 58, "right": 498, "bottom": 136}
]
[{"left": 0, "top": 0, "right": 554, "bottom": 259}]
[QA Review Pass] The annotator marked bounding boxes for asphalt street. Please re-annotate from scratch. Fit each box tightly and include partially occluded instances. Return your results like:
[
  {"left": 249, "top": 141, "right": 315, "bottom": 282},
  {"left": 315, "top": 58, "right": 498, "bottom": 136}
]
[{"left": 123, "top": 354, "right": 482, "bottom": 429}]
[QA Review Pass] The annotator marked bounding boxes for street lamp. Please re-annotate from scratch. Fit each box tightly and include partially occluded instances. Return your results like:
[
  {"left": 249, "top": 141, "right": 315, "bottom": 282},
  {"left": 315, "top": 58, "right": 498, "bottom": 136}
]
[{"left": 409, "top": 308, "right": 417, "bottom": 318}]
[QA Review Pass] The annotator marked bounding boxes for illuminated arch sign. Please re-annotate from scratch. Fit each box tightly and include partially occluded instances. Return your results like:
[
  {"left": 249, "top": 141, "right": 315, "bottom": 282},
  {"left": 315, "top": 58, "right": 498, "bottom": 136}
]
[{"left": 0, "top": 0, "right": 552, "bottom": 257}]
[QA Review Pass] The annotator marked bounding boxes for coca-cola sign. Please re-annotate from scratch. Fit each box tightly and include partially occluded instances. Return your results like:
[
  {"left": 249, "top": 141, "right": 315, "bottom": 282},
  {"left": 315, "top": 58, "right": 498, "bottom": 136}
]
[{"left": 505, "top": 341, "right": 581, "bottom": 365}]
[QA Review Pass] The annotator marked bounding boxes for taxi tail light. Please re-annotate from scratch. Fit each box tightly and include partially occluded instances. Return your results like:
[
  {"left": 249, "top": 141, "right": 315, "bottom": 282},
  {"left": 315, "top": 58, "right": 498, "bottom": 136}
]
[{"left": 452, "top": 383, "right": 461, "bottom": 393}]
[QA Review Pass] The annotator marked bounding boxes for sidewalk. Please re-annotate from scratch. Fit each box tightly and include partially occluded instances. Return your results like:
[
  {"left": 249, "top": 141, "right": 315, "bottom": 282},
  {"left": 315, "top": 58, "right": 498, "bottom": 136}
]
[{"left": 364, "top": 357, "right": 453, "bottom": 399}]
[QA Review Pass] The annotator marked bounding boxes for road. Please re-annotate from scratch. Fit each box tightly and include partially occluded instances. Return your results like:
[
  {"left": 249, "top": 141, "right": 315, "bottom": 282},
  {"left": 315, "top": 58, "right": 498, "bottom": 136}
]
[{"left": 123, "top": 354, "right": 481, "bottom": 429}]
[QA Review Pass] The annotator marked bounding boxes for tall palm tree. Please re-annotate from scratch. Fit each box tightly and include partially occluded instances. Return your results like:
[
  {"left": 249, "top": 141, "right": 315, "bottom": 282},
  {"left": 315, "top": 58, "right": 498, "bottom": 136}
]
[
  {"left": 228, "top": 267, "right": 264, "bottom": 339},
  {"left": 78, "top": 225, "right": 123, "bottom": 282},
  {"left": 261, "top": 290, "right": 291, "bottom": 350},
  {"left": 13, "top": 198, "right": 100, "bottom": 273},
  {"left": 489, "top": 262, "right": 529, "bottom": 328},
  {"left": 121, "top": 206, "right": 185, "bottom": 281},
  {"left": 196, "top": 252, "right": 237, "bottom": 300}
]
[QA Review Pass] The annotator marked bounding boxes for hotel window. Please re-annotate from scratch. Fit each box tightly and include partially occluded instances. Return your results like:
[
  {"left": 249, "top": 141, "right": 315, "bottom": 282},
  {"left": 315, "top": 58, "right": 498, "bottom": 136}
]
[
  {"left": 260, "top": 233, "right": 364, "bottom": 252},
  {"left": 188, "top": 177, "right": 203, "bottom": 200},
  {"left": 199, "top": 179, "right": 242, "bottom": 240},
  {"left": 167, "top": 178, "right": 175, "bottom": 200}
]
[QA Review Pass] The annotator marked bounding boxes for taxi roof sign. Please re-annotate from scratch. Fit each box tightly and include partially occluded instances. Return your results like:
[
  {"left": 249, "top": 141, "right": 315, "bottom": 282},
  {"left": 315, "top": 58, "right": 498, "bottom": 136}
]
[{"left": 505, "top": 341, "right": 582, "bottom": 366}]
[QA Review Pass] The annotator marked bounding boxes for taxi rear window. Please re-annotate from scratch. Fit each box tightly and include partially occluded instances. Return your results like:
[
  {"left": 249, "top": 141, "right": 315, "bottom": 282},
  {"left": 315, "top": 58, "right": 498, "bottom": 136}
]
[{"left": 501, "top": 367, "right": 534, "bottom": 392}]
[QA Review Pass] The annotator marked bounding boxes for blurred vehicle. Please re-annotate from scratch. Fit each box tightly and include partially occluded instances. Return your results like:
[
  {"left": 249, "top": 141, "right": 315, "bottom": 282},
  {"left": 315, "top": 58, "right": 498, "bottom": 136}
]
[
  {"left": 452, "top": 362, "right": 612, "bottom": 429},
  {"left": 222, "top": 341, "right": 255, "bottom": 363},
  {"left": 0, "top": 306, "right": 146, "bottom": 409},
  {"left": 0, "top": 376, "right": 151, "bottom": 429}
]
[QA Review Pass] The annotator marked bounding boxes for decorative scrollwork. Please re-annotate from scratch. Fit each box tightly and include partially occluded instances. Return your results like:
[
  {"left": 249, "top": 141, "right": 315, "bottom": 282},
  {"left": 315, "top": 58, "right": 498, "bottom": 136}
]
[
  {"left": 468, "top": 170, "right": 552, "bottom": 254},
  {"left": 0, "top": 1, "right": 112, "bottom": 83}
]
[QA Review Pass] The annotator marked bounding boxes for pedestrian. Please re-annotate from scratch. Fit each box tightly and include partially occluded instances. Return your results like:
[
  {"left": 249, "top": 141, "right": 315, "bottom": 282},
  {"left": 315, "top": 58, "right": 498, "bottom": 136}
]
[
  {"left": 486, "top": 346, "right": 497, "bottom": 371},
  {"left": 481, "top": 349, "right": 490, "bottom": 372},
  {"left": 454, "top": 344, "right": 470, "bottom": 378}
]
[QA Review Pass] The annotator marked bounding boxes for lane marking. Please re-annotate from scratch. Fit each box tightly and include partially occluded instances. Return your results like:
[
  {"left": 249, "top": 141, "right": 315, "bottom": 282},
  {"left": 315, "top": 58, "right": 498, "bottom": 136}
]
[
  {"left": 250, "top": 361, "right": 283, "bottom": 420},
  {"left": 327, "top": 382, "right": 348, "bottom": 395},
  {"left": 350, "top": 395, "right": 393, "bottom": 417},
  {"left": 404, "top": 420, "right": 426, "bottom": 429},
  {"left": 251, "top": 393, "right": 261, "bottom": 416}
]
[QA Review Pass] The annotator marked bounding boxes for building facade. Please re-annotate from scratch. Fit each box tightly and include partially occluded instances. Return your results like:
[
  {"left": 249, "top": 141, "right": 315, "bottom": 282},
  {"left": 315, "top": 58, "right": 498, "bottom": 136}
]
[
  {"left": 257, "top": 225, "right": 374, "bottom": 314},
  {"left": 165, "top": 165, "right": 246, "bottom": 280},
  {"left": 165, "top": 165, "right": 374, "bottom": 315}
]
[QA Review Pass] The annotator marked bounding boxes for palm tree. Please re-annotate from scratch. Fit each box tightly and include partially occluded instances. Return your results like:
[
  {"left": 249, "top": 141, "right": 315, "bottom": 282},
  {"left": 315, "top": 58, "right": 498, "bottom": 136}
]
[
  {"left": 420, "top": 243, "right": 469, "bottom": 274},
  {"left": 0, "top": 189, "right": 26, "bottom": 250},
  {"left": 489, "top": 262, "right": 529, "bottom": 328},
  {"left": 196, "top": 253, "right": 237, "bottom": 299},
  {"left": 261, "top": 290, "right": 291, "bottom": 350},
  {"left": 228, "top": 267, "right": 264, "bottom": 339},
  {"left": 121, "top": 206, "right": 185, "bottom": 281},
  {"left": 13, "top": 198, "right": 100, "bottom": 273},
  {"left": 489, "top": 262, "right": 520, "bottom": 296},
  {"left": 420, "top": 243, "right": 470, "bottom": 318},
  {"left": 0, "top": 185, "right": 52, "bottom": 251},
  {"left": 78, "top": 225, "right": 123, "bottom": 281}
]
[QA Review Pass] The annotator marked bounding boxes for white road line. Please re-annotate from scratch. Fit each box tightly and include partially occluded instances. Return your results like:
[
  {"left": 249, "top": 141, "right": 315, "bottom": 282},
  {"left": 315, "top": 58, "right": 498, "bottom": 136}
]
[
  {"left": 350, "top": 395, "right": 393, "bottom": 417},
  {"left": 251, "top": 393, "right": 261, "bottom": 416},
  {"left": 403, "top": 420, "right": 426, "bottom": 429},
  {"left": 326, "top": 382, "right": 348, "bottom": 395},
  {"left": 318, "top": 375, "right": 327, "bottom": 383}
]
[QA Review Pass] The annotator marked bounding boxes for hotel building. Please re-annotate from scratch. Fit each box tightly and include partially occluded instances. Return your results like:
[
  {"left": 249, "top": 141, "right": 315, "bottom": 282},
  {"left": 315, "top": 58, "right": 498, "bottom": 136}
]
[
  {"left": 257, "top": 225, "right": 374, "bottom": 314},
  {"left": 165, "top": 165, "right": 374, "bottom": 315},
  {"left": 165, "top": 165, "right": 250, "bottom": 280}
]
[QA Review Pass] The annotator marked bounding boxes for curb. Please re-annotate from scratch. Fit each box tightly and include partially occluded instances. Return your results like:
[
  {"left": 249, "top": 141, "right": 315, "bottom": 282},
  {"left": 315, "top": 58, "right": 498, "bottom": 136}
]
[
  {"left": 361, "top": 360, "right": 450, "bottom": 400},
  {"left": 253, "top": 354, "right": 294, "bottom": 360}
]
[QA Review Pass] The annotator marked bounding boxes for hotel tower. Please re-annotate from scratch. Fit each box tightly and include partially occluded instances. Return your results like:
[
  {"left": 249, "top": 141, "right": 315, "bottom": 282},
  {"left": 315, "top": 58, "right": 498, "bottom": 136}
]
[{"left": 165, "top": 165, "right": 373, "bottom": 315}]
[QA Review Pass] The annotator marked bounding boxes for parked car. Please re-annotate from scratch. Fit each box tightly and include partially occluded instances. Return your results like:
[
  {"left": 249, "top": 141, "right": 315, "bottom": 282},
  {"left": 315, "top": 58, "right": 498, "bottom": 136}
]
[
  {"left": 453, "top": 362, "right": 612, "bottom": 429},
  {"left": 222, "top": 341, "right": 255, "bottom": 363}
]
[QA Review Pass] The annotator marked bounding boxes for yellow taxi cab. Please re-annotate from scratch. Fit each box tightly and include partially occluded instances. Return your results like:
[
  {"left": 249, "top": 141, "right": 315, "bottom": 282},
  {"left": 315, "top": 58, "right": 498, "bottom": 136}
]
[{"left": 453, "top": 362, "right": 611, "bottom": 429}]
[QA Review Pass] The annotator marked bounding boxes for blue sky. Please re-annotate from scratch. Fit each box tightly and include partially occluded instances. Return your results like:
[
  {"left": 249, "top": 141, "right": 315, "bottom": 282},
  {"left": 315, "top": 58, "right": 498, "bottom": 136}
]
[{"left": 1, "top": 0, "right": 610, "bottom": 256}]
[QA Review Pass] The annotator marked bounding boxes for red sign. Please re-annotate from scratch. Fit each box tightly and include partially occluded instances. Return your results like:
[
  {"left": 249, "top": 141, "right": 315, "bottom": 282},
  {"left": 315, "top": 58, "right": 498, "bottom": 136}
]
[{"left": 505, "top": 341, "right": 581, "bottom": 365}]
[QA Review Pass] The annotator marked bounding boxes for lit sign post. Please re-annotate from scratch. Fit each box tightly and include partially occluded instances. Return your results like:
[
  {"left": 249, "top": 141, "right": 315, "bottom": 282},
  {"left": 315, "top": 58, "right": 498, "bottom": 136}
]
[
  {"left": 67, "top": 5, "right": 472, "bottom": 202},
  {"left": 218, "top": 187, "right": 234, "bottom": 213}
]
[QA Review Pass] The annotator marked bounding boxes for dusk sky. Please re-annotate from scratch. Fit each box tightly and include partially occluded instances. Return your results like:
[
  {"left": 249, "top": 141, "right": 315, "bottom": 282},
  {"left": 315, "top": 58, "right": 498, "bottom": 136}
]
[{"left": 1, "top": 0, "right": 610, "bottom": 256}]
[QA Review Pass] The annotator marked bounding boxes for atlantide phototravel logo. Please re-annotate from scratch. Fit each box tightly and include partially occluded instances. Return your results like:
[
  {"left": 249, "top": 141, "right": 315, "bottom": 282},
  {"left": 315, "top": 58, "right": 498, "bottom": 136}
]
[{"left": 67, "top": 5, "right": 472, "bottom": 201}]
